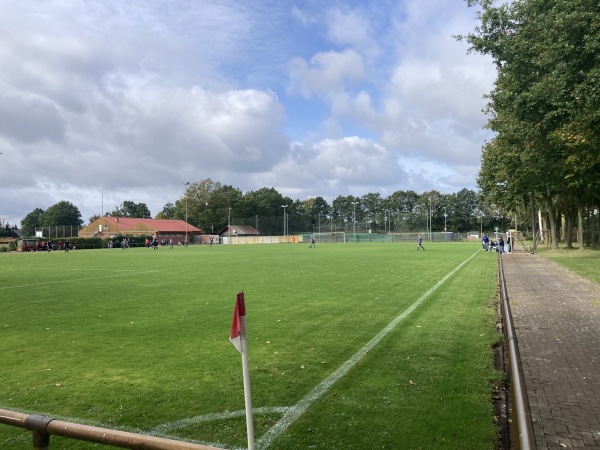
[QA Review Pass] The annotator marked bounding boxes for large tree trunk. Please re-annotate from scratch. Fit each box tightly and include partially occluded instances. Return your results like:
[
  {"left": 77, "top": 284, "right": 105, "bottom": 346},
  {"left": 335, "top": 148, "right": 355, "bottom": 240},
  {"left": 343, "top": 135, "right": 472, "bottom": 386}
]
[
  {"left": 586, "top": 205, "right": 591, "bottom": 247},
  {"left": 538, "top": 208, "right": 545, "bottom": 244},
  {"left": 577, "top": 206, "right": 584, "bottom": 251},
  {"left": 589, "top": 204, "right": 596, "bottom": 248},
  {"left": 545, "top": 187, "right": 559, "bottom": 250},
  {"left": 566, "top": 211, "right": 574, "bottom": 249}
]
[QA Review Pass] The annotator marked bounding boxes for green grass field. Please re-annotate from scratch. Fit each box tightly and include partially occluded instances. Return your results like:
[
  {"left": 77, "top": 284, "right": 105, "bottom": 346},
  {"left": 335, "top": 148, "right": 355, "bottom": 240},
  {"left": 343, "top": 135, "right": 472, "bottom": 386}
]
[
  {"left": 534, "top": 245, "right": 600, "bottom": 286},
  {"left": 1, "top": 242, "right": 500, "bottom": 449}
]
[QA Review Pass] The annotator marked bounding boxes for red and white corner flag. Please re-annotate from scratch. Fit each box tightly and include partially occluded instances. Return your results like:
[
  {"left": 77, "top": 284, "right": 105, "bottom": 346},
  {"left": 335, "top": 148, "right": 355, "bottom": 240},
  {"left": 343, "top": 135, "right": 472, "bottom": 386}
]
[
  {"left": 229, "top": 291, "right": 254, "bottom": 450},
  {"left": 229, "top": 291, "right": 246, "bottom": 353}
]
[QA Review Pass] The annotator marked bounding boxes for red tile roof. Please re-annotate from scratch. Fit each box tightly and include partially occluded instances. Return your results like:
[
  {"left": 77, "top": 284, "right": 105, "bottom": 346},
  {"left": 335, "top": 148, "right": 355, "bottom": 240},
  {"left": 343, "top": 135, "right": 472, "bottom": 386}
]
[{"left": 102, "top": 217, "right": 201, "bottom": 233}]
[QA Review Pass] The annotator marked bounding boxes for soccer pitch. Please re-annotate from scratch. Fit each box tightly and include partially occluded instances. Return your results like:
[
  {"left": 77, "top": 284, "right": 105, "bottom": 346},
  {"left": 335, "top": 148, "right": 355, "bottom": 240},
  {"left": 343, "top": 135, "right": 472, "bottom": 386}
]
[{"left": 1, "top": 242, "right": 500, "bottom": 449}]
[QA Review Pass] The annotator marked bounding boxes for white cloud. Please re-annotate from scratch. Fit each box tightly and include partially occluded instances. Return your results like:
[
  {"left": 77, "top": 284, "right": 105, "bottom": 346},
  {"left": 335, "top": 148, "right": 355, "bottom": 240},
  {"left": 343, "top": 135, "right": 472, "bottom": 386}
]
[
  {"left": 0, "top": 89, "right": 66, "bottom": 144},
  {"left": 326, "top": 8, "right": 380, "bottom": 60},
  {"left": 0, "top": 0, "right": 496, "bottom": 226},
  {"left": 100, "top": 85, "right": 287, "bottom": 171},
  {"left": 287, "top": 49, "right": 365, "bottom": 99},
  {"left": 251, "top": 136, "right": 409, "bottom": 202}
]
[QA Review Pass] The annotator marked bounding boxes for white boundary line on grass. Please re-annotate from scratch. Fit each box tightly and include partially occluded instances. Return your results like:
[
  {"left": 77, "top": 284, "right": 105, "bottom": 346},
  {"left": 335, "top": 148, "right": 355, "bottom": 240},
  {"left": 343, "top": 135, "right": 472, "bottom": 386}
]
[
  {"left": 4, "top": 267, "right": 143, "bottom": 271},
  {"left": 256, "top": 249, "right": 480, "bottom": 449},
  {"left": 151, "top": 406, "right": 291, "bottom": 434},
  {"left": 0, "top": 270, "right": 159, "bottom": 290}
]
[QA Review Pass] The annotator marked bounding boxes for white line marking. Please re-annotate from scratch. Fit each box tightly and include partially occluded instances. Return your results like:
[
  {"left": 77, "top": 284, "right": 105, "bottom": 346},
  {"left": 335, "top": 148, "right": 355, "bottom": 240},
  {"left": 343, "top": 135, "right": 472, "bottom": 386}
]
[
  {"left": 151, "top": 407, "right": 291, "bottom": 433},
  {"left": 256, "top": 250, "right": 481, "bottom": 449},
  {"left": 3, "top": 267, "right": 142, "bottom": 271},
  {"left": 0, "top": 270, "right": 159, "bottom": 290}
]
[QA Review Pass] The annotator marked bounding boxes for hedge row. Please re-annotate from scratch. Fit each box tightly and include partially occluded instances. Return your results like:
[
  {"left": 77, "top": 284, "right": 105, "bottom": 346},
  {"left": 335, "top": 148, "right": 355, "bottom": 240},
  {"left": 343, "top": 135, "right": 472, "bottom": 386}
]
[{"left": 2, "top": 235, "right": 159, "bottom": 252}]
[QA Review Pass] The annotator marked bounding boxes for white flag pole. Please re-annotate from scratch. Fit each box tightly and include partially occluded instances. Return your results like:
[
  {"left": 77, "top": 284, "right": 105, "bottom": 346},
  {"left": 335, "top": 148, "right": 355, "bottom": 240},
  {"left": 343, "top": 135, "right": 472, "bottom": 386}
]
[{"left": 240, "top": 314, "right": 254, "bottom": 450}]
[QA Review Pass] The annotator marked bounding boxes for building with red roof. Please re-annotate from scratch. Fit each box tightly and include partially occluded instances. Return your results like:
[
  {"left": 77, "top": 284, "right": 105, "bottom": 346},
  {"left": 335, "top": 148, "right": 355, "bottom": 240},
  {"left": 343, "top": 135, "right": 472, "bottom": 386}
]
[{"left": 78, "top": 216, "right": 202, "bottom": 244}]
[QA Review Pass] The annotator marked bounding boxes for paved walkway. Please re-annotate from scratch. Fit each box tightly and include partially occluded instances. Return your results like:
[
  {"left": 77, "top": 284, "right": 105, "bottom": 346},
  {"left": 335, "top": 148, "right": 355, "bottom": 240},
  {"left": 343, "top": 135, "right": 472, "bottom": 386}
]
[{"left": 502, "top": 252, "right": 600, "bottom": 449}]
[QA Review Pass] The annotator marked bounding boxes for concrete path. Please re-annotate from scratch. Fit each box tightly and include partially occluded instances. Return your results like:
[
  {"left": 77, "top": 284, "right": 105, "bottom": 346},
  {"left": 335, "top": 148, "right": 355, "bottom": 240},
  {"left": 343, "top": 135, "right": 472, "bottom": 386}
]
[{"left": 501, "top": 252, "right": 600, "bottom": 449}]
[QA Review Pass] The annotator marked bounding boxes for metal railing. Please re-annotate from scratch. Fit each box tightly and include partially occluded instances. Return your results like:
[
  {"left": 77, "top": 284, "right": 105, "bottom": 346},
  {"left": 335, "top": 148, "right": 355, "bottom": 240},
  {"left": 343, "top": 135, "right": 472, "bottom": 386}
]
[
  {"left": 0, "top": 408, "right": 225, "bottom": 450},
  {"left": 498, "top": 254, "right": 537, "bottom": 450}
]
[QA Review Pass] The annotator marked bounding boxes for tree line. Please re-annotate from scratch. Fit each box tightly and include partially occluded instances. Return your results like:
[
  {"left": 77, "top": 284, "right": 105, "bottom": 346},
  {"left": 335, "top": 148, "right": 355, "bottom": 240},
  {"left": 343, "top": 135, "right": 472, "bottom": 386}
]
[
  {"left": 0, "top": 221, "right": 19, "bottom": 238},
  {"left": 155, "top": 179, "right": 501, "bottom": 236},
  {"left": 18, "top": 180, "right": 508, "bottom": 238},
  {"left": 20, "top": 200, "right": 150, "bottom": 238},
  {"left": 461, "top": 0, "right": 600, "bottom": 249}
]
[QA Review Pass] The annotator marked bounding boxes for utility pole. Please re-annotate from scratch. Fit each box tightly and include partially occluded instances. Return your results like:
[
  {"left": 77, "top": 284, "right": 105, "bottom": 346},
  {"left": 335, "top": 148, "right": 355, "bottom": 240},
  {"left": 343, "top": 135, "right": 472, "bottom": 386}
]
[{"left": 183, "top": 182, "right": 190, "bottom": 245}]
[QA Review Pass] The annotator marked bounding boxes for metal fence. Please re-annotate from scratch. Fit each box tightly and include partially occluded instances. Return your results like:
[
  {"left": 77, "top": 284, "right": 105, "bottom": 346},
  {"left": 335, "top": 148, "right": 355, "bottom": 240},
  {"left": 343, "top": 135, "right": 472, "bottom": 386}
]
[
  {"left": 498, "top": 254, "right": 537, "bottom": 450},
  {"left": 217, "top": 231, "right": 468, "bottom": 245},
  {"left": 232, "top": 212, "right": 434, "bottom": 236},
  {"left": 0, "top": 408, "right": 224, "bottom": 450},
  {"left": 34, "top": 226, "right": 83, "bottom": 239}
]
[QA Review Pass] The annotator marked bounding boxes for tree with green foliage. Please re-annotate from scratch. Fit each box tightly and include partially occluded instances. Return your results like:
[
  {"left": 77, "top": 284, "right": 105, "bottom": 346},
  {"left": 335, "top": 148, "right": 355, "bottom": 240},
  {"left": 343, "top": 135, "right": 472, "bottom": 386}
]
[
  {"left": 175, "top": 179, "right": 245, "bottom": 234},
  {"left": 20, "top": 208, "right": 45, "bottom": 237},
  {"left": 462, "top": 0, "right": 600, "bottom": 249},
  {"left": 449, "top": 189, "right": 480, "bottom": 233},
  {"left": 157, "top": 202, "right": 175, "bottom": 219},
  {"left": 40, "top": 201, "right": 83, "bottom": 227},
  {"left": 244, "top": 187, "right": 292, "bottom": 217},
  {"left": 331, "top": 195, "right": 360, "bottom": 226},
  {"left": 297, "top": 197, "right": 330, "bottom": 232},
  {"left": 110, "top": 201, "right": 151, "bottom": 218},
  {"left": 360, "top": 193, "right": 383, "bottom": 231},
  {"left": 386, "top": 190, "right": 419, "bottom": 213},
  {"left": 0, "top": 222, "right": 18, "bottom": 238}
]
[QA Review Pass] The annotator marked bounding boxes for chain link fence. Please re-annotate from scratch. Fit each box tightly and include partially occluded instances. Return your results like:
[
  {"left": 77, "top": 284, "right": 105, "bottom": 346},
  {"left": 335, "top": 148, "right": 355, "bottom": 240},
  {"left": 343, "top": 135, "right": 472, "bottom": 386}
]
[{"left": 35, "top": 226, "right": 84, "bottom": 239}]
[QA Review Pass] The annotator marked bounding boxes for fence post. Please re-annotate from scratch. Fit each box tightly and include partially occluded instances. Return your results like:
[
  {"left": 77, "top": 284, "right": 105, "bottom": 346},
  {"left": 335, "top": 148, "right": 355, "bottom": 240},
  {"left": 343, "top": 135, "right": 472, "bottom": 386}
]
[{"left": 24, "top": 415, "right": 53, "bottom": 450}]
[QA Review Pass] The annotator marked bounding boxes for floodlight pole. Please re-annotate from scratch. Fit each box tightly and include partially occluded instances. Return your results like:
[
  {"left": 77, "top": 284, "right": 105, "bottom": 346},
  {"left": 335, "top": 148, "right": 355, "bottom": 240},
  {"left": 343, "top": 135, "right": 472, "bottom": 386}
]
[
  {"left": 386, "top": 209, "right": 390, "bottom": 234},
  {"left": 429, "top": 197, "right": 432, "bottom": 242},
  {"left": 183, "top": 182, "right": 190, "bottom": 245},
  {"left": 330, "top": 209, "right": 333, "bottom": 234},
  {"left": 384, "top": 210, "right": 387, "bottom": 234},
  {"left": 444, "top": 207, "right": 447, "bottom": 232},
  {"left": 228, "top": 207, "right": 231, "bottom": 244},
  {"left": 480, "top": 214, "right": 483, "bottom": 238},
  {"left": 282, "top": 205, "right": 288, "bottom": 242},
  {"left": 351, "top": 202, "right": 358, "bottom": 242}
]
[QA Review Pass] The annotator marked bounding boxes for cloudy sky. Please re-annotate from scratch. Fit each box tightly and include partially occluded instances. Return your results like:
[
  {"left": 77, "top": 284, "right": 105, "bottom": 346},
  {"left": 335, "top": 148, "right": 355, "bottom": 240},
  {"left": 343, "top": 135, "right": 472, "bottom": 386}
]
[{"left": 0, "top": 0, "right": 496, "bottom": 226}]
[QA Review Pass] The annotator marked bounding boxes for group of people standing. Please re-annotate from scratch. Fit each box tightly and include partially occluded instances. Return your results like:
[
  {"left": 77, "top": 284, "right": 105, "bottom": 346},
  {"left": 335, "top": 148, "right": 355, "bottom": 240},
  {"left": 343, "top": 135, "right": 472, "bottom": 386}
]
[
  {"left": 106, "top": 237, "right": 185, "bottom": 249},
  {"left": 482, "top": 234, "right": 511, "bottom": 254},
  {"left": 144, "top": 237, "right": 177, "bottom": 249},
  {"left": 107, "top": 238, "right": 130, "bottom": 249},
  {"left": 36, "top": 240, "right": 73, "bottom": 252}
]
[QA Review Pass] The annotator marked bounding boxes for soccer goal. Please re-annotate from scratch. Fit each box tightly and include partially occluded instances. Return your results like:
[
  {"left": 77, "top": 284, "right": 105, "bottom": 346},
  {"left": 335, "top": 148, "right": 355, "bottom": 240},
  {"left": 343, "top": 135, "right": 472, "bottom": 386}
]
[{"left": 313, "top": 232, "right": 346, "bottom": 243}]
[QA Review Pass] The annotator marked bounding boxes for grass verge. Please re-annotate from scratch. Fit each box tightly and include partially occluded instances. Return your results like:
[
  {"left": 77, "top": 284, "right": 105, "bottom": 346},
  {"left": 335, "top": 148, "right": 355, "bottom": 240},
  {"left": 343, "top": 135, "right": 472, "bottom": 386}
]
[{"left": 533, "top": 245, "right": 600, "bottom": 286}]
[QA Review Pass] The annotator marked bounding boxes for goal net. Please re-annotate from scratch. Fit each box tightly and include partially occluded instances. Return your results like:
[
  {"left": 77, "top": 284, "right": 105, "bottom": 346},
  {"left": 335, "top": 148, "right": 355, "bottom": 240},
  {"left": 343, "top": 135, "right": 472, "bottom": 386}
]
[{"left": 313, "top": 232, "right": 346, "bottom": 243}]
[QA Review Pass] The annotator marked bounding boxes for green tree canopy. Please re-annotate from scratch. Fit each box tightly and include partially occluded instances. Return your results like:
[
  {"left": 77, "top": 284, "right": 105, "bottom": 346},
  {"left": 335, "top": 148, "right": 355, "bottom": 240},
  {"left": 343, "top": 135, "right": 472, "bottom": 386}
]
[
  {"left": 20, "top": 208, "right": 45, "bottom": 237},
  {"left": 175, "top": 179, "right": 246, "bottom": 234},
  {"left": 40, "top": 201, "right": 83, "bottom": 228},
  {"left": 110, "top": 201, "right": 151, "bottom": 218},
  {"left": 331, "top": 195, "right": 360, "bottom": 223},
  {"left": 463, "top": 0, "right": 600, "bottom": 249},
  {"left": 157, "top": 202, "right": 175, "bottom": 219},
  {"left": 0, "top": 222, "right": 18, "bottom": 238}
]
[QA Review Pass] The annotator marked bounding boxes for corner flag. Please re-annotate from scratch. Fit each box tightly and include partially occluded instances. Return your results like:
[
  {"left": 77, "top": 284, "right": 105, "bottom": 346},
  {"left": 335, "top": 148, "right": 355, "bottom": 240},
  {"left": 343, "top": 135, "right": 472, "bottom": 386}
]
[
  {"left": 229, "top": 291, "right": 254, "bottom": 450},
  {"left": 229, "top": 292, "right": 246, "bottom": 353}
]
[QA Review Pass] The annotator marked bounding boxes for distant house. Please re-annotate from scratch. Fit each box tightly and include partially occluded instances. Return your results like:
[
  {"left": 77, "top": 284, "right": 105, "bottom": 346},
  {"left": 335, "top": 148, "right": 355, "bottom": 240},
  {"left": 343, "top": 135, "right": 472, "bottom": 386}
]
[
  {"left": 218, "top": 225, "right": 260, "bottom": 237},
  {"left": 79, "top": 217, "right": 202, "bottom": 244}
]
